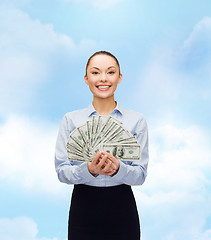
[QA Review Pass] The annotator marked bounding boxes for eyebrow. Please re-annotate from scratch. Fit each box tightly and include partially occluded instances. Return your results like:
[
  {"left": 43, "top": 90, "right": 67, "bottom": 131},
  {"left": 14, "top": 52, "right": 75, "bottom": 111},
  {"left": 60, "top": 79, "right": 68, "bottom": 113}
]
[{"left": 90, "top": 66, "right": 116, "bottom": 70}]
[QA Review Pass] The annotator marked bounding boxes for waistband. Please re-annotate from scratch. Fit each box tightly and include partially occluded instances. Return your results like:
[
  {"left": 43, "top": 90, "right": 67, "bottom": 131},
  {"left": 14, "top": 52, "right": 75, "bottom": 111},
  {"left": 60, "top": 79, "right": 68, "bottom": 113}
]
[{"left": 73, "top": 184, "right": 131, "bottom": 192}]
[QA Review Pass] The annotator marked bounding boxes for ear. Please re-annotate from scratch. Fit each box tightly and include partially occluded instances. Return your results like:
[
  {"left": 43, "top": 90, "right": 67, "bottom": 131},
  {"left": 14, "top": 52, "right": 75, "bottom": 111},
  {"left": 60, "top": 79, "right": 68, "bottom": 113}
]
[
  {"left": 84, "top": 75, "right": 89, "bottom": 85},
  {"left": 118, "top": 73, "right": 123, "bottom": 84}
]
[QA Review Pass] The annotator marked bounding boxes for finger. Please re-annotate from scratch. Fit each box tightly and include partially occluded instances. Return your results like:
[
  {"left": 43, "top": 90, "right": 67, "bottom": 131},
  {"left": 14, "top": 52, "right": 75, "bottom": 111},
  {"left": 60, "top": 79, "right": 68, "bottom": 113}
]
[
  {"left": 97, "top": 154, "right": 103, "bottom": 164},
  {"left": 92, "top": 151, "right": 103, "bottom": 165},
  {"left": 101, "top": 158, "right": 111, "bottom": 169},
  {"left": 110, "top": 162, "right": 118, "bottom": 170},
  {"left": 105, "top": 169, "right": 117, "bottom": 176},
  {"left": 104, "top": 152, "right": 120, "bottom": 169},
  {"left": 107, "top": 152, "right": 117, "bottom": 161},
  {"left": 102, "top": 151, "right": 116, "bottom": 162},
  {"left": 101, "top": 160, "right": 112, "bottom": 172},
  {"left": 97, "top": 154, "right": 108, "bottom": 170}
]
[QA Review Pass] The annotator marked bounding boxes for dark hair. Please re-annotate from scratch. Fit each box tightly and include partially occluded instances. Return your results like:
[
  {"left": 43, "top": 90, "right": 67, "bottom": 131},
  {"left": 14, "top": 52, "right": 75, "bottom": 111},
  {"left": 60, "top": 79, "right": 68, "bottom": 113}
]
[{"left": 85, "top": 51, "right": 121, "bottom": 75}]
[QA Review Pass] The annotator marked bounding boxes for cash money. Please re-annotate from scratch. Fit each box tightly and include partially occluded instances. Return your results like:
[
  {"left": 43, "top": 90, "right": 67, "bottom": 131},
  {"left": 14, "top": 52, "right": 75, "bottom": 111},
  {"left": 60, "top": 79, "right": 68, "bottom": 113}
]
[
  {"left": 101, "top": 144, "right": 141, "bottom": 161},
  {"left": 66, "top": 115, "right": 141, "bottom": 162}
]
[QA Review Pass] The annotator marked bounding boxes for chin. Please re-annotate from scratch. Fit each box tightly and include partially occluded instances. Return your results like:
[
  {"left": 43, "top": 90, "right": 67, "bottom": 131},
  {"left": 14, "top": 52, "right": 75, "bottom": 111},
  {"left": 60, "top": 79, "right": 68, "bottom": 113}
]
[{"left": 94, "top": 94, "right": 114, "bottom": 100}]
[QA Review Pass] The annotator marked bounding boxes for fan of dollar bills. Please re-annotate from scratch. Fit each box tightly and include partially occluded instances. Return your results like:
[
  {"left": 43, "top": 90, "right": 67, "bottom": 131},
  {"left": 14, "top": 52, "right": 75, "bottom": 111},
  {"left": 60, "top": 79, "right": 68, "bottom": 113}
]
[{"left": 67, "top": 115, "right": 141, "bottom": 162}]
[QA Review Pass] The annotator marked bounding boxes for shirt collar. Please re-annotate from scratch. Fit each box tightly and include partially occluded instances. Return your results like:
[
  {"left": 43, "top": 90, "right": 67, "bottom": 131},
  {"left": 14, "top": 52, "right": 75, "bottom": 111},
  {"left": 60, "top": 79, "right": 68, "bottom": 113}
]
[
  {"left": 87, "top": 103, "right": 97, "bottom": 117},
  {"left": 113, "top": 102, "right": 123, "bottom": 115},
  {"left": 87, "top": 101, "right": 123, "bottom": 117}
]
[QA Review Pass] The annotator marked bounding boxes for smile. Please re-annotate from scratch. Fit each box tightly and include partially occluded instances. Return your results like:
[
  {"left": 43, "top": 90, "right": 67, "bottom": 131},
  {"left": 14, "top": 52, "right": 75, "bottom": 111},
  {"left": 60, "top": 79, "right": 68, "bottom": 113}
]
[{"left": 97, "top": 85, "right": 111, "bottom": 91}]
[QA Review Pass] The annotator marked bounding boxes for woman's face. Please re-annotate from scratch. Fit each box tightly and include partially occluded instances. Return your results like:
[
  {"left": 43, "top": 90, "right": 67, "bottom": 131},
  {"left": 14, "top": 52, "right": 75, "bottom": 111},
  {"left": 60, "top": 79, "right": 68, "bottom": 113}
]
[{"left": 84, "top": 54, "right": 122, "bottom": 100}]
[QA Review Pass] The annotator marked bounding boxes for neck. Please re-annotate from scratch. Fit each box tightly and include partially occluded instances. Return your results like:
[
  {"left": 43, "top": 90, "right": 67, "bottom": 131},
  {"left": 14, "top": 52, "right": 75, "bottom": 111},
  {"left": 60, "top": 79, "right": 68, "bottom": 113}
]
[{"left": 92, "top": 96, "right": 116, "bottom": 116}]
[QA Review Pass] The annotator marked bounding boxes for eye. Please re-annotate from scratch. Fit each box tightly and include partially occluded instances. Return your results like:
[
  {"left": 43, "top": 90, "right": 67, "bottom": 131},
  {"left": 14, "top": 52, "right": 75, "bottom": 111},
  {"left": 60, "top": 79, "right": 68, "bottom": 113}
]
[
  {"left": 108, "top": 71, "right": 115, "bottom": 74},
  {"left": 92, "top": 71, "right": 99, "bottom": 75}
]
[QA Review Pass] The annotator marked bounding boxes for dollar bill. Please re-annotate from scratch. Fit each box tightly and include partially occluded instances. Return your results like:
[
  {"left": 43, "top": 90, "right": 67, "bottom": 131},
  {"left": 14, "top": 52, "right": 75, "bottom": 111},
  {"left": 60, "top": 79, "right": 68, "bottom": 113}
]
[
  {"left": 77, "top": 124, "right": 89, "bottom": 142},
  {"left": 69, "top": 128, "right": 86, "bottom": 147},
  {"left": 91, "top": 116, "right": 111, "bottom": 147},
  {"left": 68, "top": 152, "right": 91, "bottom": 162},
  {"left": 67, "top": 132, "right": 90, "bottom": 159},
  {"left": 67, "top": 115, "right": 141, "bottom": 162},
  {"left": 101, "top": 144, "right": 141, "bottom": 161}
]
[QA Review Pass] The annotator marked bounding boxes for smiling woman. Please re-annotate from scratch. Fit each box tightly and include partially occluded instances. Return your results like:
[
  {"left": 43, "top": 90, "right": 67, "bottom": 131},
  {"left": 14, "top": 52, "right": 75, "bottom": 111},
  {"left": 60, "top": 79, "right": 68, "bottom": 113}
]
[
  {"left": 84, "top": 51, "right": 122, "bottom": 114},
  {"left": 55, "top": 51, "right": 149, "bottom": 240}
]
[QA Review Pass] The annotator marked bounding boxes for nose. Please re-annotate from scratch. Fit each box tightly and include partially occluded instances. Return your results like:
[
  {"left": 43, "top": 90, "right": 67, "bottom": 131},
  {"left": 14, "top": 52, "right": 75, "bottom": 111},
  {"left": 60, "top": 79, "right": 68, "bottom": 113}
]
[{"left": 100, "top": 72, "right": 107, "bottom": 82}]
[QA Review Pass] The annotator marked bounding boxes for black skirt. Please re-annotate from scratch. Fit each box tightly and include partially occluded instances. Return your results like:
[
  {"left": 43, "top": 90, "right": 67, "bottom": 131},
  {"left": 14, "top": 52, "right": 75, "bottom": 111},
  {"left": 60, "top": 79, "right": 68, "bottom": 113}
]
[{"left": 68, "top": 184, "right": 140, "bottom": 240}]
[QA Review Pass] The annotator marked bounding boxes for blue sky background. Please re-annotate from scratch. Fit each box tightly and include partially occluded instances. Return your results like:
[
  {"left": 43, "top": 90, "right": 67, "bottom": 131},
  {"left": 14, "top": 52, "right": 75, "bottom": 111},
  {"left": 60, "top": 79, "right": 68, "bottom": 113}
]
[{"left": 0, "top": 0, "right": 211, "bottom": 239}]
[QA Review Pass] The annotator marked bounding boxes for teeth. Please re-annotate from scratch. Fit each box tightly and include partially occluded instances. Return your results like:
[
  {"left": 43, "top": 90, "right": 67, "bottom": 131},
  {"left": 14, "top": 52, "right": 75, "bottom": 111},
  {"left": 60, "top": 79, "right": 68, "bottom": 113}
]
[{"left": 98, "top": 86, "right": 110, "bottom": 89}]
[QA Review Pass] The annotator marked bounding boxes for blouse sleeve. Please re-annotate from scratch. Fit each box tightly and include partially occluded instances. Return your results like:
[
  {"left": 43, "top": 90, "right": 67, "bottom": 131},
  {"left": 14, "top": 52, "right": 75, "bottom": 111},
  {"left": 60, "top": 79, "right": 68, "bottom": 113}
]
[
  {"left": 110, "top": 116, "right": 149, "bottom": 186},
  {"left": 54, "top": 114, "right": 97, "bottom": 185}
]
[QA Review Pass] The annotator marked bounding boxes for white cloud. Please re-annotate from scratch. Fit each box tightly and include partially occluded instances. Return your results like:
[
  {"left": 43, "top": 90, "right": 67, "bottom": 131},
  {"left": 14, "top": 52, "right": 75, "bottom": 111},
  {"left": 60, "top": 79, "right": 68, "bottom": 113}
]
[
  {"left": 181, "top": 16, "right": 211, "bottom": 81},
  {"left": 0, "top": 217, "right": 63, "bottom": 240},
  {"left": 0, "top": 5, "right": 75, "bottom": 53},
  {"left": 135, "top": 53, "right": 181, "bottom": 104},
  {"left": 0, "top": 5, "right": 74, "bottom": 114},
  {"left": 183, "top": 16, "right": 211, "bottom": 52},
  {"left": 132, "top": 123, "right": 211, "bottom": 240},
  {"left": 0, "top": 5, "right": 99, "bottom": 115},
  {"left": 200, "top": 229, "right": 211, "bottom": 240},
  {"left": 63, "top": 0, "right": 125, "bottom": 10},
  {"left": 133, "top": 16, "right": 211, "bottom": 114},
  {"left": 148, "top": 124, "right": 211, "bottom": 190},
  {"left": 0, "top": 115, "right": 70, "bottom": 197},
  {"left": 0, "top": 217, "right": 38, "bottom": 240}
]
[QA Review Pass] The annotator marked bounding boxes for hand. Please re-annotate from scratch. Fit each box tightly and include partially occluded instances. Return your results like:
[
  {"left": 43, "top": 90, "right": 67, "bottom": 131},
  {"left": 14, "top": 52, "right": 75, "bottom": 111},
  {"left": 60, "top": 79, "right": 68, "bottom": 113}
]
[
  {"left": 101, "top": 151, "right": 120, "bottom": 175},
  {"left": 87, "top": 151, "right": 119, "bottom": 176}
]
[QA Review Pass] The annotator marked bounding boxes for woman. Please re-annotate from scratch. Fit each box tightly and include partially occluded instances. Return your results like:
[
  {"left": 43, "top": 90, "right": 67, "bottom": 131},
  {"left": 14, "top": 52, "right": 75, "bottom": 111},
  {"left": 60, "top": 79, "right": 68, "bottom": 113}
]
[{"left": 55, "top": 51, "right": 149, "bottom": 240}]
